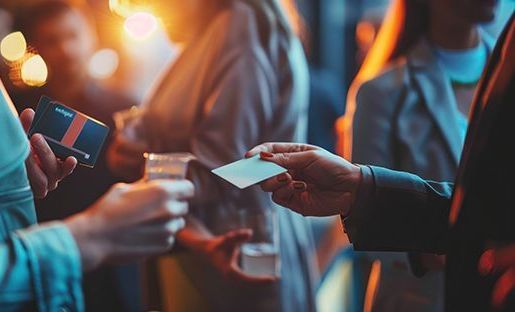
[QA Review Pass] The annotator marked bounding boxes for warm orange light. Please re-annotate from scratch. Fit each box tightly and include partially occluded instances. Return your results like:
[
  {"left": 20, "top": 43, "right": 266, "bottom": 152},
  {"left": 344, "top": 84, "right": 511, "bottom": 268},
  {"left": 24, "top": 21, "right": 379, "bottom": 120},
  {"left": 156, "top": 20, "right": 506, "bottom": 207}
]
[
  {"left": 1, "top": 32, "right": 27, "bottom": 62},
  {"left": 88, "top": 49, "right": 119, "bottom": 79},
  {"left": 21, "top": 54, "right": 48, "bottom": 87},
  {"left": 364, "top": 260, "right": 382, "bottom": 312},
  {"left": 109, "top": 0, "right": 147, "bottom": 18},
  {"left": 124, "top": 12, "right": 158, "bottom": 41},
  {"left": 356, "top": 21, "right": 377, "bottom": 48}
]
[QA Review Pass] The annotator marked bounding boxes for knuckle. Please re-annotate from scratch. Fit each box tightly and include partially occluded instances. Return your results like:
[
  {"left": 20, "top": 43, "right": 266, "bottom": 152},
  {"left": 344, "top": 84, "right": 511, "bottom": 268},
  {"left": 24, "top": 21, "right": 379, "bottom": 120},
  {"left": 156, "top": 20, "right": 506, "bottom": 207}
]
[
  {"left": 263, "top": 142, "right": 272, "bottom": 150},
  {"left": 166, "top": 236, "right": 175, "bottom": 248},
  {"left": 112, "top": 183, "right": 127, "bottom": 194},
  {"left": 150, "top": 184, "right": 170, "bottom": 201},
  {"left": 48, "top": 181, "right": 58, "bottom": 192},
  {"left": 271, "top": 192, "right": 283, "bottom": 205},
  {"left": 306, "top": 150, "right": 320, "bottom": 158},
  {"left": 176, "top": 181, "right": 195, "bottom": 197}
]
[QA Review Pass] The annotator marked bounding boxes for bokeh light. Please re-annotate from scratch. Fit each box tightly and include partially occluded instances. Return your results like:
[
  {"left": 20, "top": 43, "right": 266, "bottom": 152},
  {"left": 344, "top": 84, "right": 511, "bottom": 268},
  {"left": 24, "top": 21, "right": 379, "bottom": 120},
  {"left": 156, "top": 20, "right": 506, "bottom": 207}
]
[
  {"left": 21, "top": 54, "right": 48, "bottom": 87},
  {"left": 1, "top": 31, "right": 27, "bottom": 62},
  {"left": 109, "top": 0, "right": 141, "bottom": 18},
  {"left": 88, "top": 48, "right": 119, "bottom": 80},
  {"left": 124, "top": 12, "right": 158, "bottom": 41}
]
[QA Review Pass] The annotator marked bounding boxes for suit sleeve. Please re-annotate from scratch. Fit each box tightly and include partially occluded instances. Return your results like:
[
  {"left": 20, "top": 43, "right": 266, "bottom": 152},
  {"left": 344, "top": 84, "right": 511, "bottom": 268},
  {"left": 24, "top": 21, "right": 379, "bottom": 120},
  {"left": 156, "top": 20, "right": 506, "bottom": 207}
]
[{"left": 344, "top": 166, "right": 453, "bottom": 254}]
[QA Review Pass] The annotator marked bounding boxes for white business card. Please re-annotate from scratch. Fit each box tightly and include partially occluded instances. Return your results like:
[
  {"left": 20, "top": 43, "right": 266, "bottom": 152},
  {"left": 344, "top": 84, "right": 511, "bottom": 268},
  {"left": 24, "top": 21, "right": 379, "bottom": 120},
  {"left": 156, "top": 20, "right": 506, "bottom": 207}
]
[{"left": 211, "top": 155, "right": 287, "bottom": 189}]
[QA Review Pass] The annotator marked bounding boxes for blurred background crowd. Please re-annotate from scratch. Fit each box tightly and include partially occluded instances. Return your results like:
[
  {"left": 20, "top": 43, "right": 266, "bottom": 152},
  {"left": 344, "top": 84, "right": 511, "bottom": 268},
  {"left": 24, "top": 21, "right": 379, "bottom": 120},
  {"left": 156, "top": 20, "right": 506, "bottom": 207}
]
[{"left": 0, "top": 0, "right": 513, "bottom": 311}]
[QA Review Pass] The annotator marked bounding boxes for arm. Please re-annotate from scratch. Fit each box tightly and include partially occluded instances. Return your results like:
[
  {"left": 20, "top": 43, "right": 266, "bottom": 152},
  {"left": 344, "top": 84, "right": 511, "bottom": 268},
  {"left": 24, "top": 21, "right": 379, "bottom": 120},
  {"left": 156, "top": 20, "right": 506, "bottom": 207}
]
[
  {"left": 246, "top": 143, "right": 454, "bottom": 254},
  {"left": 0, "top": 223, "right": 83, "bottom": 311},
  {"left": 344, "top": 166, "right": 453, "bottom": 253}
]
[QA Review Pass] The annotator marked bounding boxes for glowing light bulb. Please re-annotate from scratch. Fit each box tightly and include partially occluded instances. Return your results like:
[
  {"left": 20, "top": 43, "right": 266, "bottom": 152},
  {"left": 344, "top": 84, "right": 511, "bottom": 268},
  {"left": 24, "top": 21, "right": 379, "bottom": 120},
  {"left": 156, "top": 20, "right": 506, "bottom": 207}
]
[
  {"left": 124, "top": 12, "right": 158, "bottom": 41},
  {"left": 21, "top": 54, "right": 48, "bottom": 87},
  {"left": 1, "top": 32, "right": 27, "bottom": 62},
  {"left": 88, "top": 49, "right": 119, "bottom": 79}
]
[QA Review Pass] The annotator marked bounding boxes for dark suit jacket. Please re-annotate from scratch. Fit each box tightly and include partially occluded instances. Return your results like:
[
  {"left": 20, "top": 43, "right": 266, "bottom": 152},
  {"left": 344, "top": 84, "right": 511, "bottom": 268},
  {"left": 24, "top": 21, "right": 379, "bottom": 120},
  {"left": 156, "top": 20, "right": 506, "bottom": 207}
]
[{"left": 344, "top": 14, "right": 515, "bottom": 312}]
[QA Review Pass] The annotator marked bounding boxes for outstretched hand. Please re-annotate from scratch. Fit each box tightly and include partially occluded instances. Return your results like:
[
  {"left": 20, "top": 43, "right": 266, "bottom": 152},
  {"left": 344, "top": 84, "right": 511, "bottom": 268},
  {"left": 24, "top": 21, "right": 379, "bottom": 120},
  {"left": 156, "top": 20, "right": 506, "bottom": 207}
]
[
  {"left": 246, "top": 143, "right": 362, "bottom": 217},
  {"left": 199, "top": 229, "right": 278, "bottom": 285}
]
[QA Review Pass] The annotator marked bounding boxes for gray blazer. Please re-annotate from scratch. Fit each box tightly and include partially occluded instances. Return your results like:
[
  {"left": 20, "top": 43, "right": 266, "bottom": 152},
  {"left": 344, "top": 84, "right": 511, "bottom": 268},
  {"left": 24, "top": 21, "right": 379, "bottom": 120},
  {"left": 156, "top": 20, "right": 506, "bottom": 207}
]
[
  {"left": 352, "top": 36, "right": 494, "bottom": 181},
  {"left": 348, "top": 35, "right": 494, "bottom": 312}
]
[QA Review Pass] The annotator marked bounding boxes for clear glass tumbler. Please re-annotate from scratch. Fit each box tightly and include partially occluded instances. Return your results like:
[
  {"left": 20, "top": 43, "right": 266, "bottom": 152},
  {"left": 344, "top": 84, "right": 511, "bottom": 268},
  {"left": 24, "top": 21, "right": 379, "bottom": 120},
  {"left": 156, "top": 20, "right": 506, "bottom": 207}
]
[
  {"left": 239, "top": 208, "right": 280, "bottom": 277},
  {"left": 144, "top": 152, "right": 196, "bottom": 180}
]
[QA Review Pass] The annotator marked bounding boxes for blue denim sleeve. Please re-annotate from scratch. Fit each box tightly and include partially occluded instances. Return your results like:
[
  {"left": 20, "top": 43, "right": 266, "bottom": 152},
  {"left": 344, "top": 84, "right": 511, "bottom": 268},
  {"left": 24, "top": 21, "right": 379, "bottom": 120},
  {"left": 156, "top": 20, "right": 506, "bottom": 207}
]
[{"left": 0, "top": 222, "right": 84, "bottom": 312}]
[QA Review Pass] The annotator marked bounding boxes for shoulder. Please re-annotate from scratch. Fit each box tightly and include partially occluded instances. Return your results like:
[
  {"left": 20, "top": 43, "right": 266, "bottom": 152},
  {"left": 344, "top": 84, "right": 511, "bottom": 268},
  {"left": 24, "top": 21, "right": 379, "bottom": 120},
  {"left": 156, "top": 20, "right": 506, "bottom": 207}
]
[
  {"left": 209, "top": 2, "right": 275, "bottom": 73},
  {"left": 357, "top": 59, "right": 410, "bottom": 101},
  {"left": 355, "top": 58, "right": 412, "bottom": 115},
  {"left": 210, "top": 2, "right": 262, "bottom": 52}
]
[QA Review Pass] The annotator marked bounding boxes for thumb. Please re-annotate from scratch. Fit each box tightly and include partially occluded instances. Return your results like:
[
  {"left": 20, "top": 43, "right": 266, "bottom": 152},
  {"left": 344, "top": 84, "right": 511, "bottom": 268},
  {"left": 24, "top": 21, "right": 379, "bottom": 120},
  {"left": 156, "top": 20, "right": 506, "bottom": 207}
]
[
  {"left": 260, "top": 150, "right": 318, "bottom": 170},
  {"left": 221, "top": 229, "right": 252, "bottom": 249},
  {"left": 20, "top": 109, "right": 35, "bottom": 133}
]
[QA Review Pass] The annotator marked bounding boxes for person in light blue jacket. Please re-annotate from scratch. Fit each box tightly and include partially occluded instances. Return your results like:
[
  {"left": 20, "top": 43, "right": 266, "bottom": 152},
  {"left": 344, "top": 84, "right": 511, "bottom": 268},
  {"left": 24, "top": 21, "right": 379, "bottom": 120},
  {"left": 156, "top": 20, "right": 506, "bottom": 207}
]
[{"left": 0, "top": 78, "right": 193, "bottom": 311}]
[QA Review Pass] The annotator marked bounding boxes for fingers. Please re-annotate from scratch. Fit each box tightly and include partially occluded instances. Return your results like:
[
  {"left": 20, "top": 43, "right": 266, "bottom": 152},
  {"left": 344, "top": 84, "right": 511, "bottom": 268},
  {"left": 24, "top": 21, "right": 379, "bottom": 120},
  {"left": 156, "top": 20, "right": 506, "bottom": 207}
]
[
  {"left": 259, "top": 150, "right": 321, "bottom": 170},
  {"left": 61, "top": 157, "right": 78, "bottom": 178},
  {"left": 479, "top": 245, "right": 515, "bottom": 275},
  {"left": 221, "top": 229, "right": 253, "bottom": 249},
  {"left": 30, "top": 134, "right": 59, "bottom": 189},
  {"left": 491, "top": 268, "right": 515, "bottom": 309},
  {"left": 29, "top": 134, "right": 77, "bottom": 191},
  {"left": 147, "top": 179, "right": 195, "bottom": 201},
  {"left": 121, "top": 180, "right": 194, "bottom": 220},
  {"left": 20, "top": 108, "right": 35, "bottom": 133},
  {"left": 25, "top": 154, "right": 49, "bottom": 198},
  {"left": 227, "top": 265, "right": 278, "bottom": 285},
  {"left": 245, "top": 142, "right": 319, "bottom": 158},
  {"left": 260, "top": 173, "right": 292, "bottom": 192},
  {"left": 148, "top": 200, "right": 189, "bottom": 223},
  {"left": 270, "top": 183, "right": 307, "bottom": 214}
]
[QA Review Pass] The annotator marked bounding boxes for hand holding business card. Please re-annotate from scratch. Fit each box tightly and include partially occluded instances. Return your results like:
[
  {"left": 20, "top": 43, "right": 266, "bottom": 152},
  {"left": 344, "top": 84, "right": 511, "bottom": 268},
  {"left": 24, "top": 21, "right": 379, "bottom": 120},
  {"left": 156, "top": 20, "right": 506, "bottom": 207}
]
[
  {"left": 29, "top": 96, "right": 110, "bottom": 168},
  {"left": 212, "top": 155, "right": 287, "bottom": 189}
]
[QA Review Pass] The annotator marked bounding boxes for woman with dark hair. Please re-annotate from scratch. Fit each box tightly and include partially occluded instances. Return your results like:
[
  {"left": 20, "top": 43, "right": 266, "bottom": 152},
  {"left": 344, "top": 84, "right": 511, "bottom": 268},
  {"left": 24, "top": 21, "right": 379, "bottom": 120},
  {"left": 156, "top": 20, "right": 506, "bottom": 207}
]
[
  {"left": 340, "top": 0, "right": 498, "bottom": 311},
  {"left": 108, "top": 0, "right": 316, "bottom": 311}
]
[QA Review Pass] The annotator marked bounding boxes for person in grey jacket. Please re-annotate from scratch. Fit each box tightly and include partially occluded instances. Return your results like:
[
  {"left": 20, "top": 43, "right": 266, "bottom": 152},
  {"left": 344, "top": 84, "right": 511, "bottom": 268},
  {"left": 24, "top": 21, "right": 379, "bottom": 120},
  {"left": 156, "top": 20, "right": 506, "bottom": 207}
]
[
  {"left": 107, "top": 1, "right": 317, "bottom": 311},
  {"left": 341, "top": 0, "right": 497, "bottom": 310}
]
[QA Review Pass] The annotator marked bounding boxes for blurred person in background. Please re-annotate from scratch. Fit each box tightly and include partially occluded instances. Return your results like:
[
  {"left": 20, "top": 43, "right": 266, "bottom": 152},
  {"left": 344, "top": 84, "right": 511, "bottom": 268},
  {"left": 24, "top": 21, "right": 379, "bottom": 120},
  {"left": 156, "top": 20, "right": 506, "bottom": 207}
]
[
  {"left": 341, "top": 0, "right": 498, "bottom": 311},
  {"left": 10, "top": 1, "right": 140, "bottom": 311},
  {"left": 108, "top": 0, "right": 317, "bottom": 311}
]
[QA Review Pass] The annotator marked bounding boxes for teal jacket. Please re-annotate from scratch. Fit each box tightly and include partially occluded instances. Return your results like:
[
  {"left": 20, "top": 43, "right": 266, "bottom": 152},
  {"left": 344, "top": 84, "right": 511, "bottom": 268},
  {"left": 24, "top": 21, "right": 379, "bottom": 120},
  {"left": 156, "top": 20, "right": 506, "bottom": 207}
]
[{"left": 0, "top": 86, "right": 83, "bottom": 311}]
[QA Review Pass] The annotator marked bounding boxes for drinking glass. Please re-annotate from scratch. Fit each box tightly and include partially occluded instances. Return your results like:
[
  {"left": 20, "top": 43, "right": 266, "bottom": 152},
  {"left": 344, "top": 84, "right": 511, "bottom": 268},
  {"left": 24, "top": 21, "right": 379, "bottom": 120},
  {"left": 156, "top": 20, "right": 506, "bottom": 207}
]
[
  {"left": 239, "top": 208, "right": 280, "bottom": 277},
  {"left": 144, "top": 152, "right": 196, "bottom": 180}
]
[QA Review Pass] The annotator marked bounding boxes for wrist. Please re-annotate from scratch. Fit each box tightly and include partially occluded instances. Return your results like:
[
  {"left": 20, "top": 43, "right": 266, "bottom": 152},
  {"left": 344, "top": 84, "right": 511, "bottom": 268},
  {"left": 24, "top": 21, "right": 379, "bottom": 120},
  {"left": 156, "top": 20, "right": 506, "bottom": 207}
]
[
  {"left": 65, "top": 212, "right": 106, "bottom": 272},
  {"left": 176, "top": 227, "right": 211, "bottom": 255},
  {"left": 351, "top": 164, "right": 364, "bottom": 204},
  {"left": 339, "top": 164, "right": 363, "bottom": 217}
]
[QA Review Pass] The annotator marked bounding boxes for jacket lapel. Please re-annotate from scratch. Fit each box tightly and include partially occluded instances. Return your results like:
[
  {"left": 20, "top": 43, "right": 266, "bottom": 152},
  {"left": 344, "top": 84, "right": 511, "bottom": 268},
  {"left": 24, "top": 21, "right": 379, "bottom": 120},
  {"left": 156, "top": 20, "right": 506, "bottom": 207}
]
[{"left": 408, "top": 39, "right": 463, "bottom": 165}]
